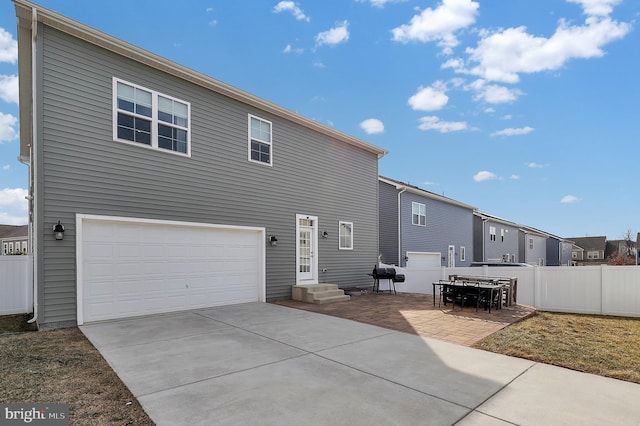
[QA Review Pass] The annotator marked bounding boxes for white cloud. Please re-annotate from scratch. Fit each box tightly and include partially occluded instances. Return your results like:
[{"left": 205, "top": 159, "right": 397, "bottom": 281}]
[
  {"left": 357, "top": 0, "right": 407, "bottom": 8},
  {"left": 283, "top": 44, "right": 305, "bottom": 54},
  {"left": 0, "top": 187, "right": 28, "bottom": 225},
  {"left": 360, "top": 118, "right": 384, "bottom": 134},
  {"left": 315, "top": 21, "right": 350, "bottom": 47},
  {"left": 418, "top": 116, "right": 468, "bottom": 133},
  {"left": 484, "top": 107, "right": 495, "bottom": 113},
  {"left": 528, "top": 162, "right": 545, "bottom": 168},
  {"left": 473, "top": 171, "right": 497, "bottom": 182},
  {"left": 206, "top": 7, "right": 213, "bottom": 13},
  {"left": 408, "top": 82, "right": 449, "bottom": 112},
  {"left": 0, "top": 28, "right": 18, "bottom": 64},
  {"left": 451, "top": 15, "right": 630, "bottom": 83},
  {"left": 502, "top": 114, "right": 513, "bottom": 120},
  {"left": 561, "top": 194, "right": 580, "bottom": 203},
  {"left": 510, "top": 174, "right": 520, "bottom": 180},
  {"left": 273, "top": 1, "right": 310, "bottom": 22},
  {"left": 567, "top": 0, "right": 621, "bottom": 17},
  {"left": 0, "top": 112, "right": 18, "bottom": 143},
  {"left": 423, "top": 181, "right": 436, "bottom": 186},
  {"left": 468, "top": 79, "right": 522, "bottom": 104},
  {"left": 391, "top": 0, "right": 479, "bottom": 53},
  {"left": 491, "top": 126, "right": 534, "bottom": 137},
  {"left": 2, "top": 164, "right": 9, "bottom": 171}
]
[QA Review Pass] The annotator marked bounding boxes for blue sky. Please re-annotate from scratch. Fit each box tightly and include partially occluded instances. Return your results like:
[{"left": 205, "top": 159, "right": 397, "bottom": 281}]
[{"left": 0, "top": 0, "right": 638, "bottom": 240}]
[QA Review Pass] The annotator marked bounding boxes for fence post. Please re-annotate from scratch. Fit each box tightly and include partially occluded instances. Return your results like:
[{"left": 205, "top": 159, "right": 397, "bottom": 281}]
[{"left": 600, "top": 264, "right": 606, "bottom": 315}]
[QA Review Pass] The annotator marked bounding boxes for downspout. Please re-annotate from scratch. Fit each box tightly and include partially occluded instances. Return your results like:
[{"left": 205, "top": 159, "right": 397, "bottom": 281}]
[
  {"left": 397, "top": 187, "right": 407, "bottom": 266},
  {"left": 27, "top": 6, "right": 38, "bottom": 324},
  {"left": 482, "top": 218, "right": 488, "bottom": 262}
]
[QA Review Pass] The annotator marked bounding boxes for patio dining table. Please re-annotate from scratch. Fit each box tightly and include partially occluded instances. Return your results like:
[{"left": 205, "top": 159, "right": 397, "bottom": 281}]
[{"left": 432, "top": 280, "right": 504, "bottom": 313}]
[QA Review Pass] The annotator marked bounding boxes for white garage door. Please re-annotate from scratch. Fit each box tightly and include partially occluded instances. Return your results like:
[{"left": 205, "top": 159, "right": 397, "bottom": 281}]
[{"left": 77, "top": 215, "right": 265, "bottom": 324}]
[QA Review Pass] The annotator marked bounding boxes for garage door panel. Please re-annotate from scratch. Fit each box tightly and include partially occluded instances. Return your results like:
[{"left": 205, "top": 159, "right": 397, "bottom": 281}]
[{"left": 80, "top": 218, "right": 263, "bottom": 323}]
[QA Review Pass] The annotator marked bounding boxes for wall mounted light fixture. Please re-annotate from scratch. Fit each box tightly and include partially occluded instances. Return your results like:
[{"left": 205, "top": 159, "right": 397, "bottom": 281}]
[
  {"left": 53, "top": 221, "right": 65, "bottom": 240},
  {"left": 322, "top": 231, "right": 329, "bottom": 238},
  {"left": 268, "top": 235, "right": 278, "bottom": 246}
]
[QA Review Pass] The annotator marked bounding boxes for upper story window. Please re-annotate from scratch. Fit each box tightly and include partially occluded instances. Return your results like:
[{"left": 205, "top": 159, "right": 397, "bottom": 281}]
[
  {"left": 412, "top": 202, "right": 426, "bottom": 226},
  {"left": 248, "top": 115, "right": 272, "bottom": 165},
  {"left": 114, "top": 78, "right": 191, "bottom": 156},
  {"left": 489, "top": 226, "right": 496, "bottom": 241},
  {"left": 339, "top": 221, "right": 353, "bottom": 250},
  {"left": 587, "top": 251, "right": 600, "bottom": 259},
  {"left": 529, "top": 238, "right": 534, "bottom": 249},
  {"left": 500, "top": 229, "right": 505, "bottom": 242}
]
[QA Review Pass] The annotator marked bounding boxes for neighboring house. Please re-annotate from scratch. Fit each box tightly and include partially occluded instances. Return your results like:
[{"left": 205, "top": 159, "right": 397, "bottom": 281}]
[
  {"left": 569, "top": 236, "right": 607, "bottom": 265},
  {"left": 638, "top": 233, "right": 640, "bottom": 265},
  {"left": 473, "top": 213, "right": 569, "bottom": 266},
  {"left": 378, "top": 176, "right": 476, "bottom": 267},
  {"left": 605, "top": 239, "right": 637, "bottom": 264},
  {"left": 0, "top": 225, "right": 29, "bottom": 255},
  {"left": 518, "top": 224, "right": 574, "bottom": 266},
  {"left": 14, "top": 1, "right": 386, "bottom": 328},
  {"left": 473, "top": 212, "right": 521, "bottom": 264}
]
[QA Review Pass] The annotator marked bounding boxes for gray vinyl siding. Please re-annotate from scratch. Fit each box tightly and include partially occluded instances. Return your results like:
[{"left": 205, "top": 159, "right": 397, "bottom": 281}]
[
  {"left": 36, "top": 27, "right": 379, "bottom": 325},
  {"left": 483, "top": 220, "right": 519, "bottom": 263},
  {"left": 399, "top": 193, "right": 473, "bottom": 267},
  {"left": 472, "top": 215, "right": 484, "bottom": 262},
  {"left": 378, "top": 181, "right": 399, "bottom": 265},
  {"left": 523, "top": 234, "right": 547, "bottom": 265},
  {"left": 546, "top": 238, "right": 560, "bottom": 266}
]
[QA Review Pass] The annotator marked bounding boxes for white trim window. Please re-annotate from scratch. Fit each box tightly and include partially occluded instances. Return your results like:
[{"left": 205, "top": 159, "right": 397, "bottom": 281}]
[
  {"left": 248, "top": 115, "right": 272, "bottom": 165},
  {"left": 460, "top": 246, "right": 466, "bottom": 261},
  {"left": 529, "top": 238, "right": 534, "bottom": 250},
  {"left": 412, "top": 202, "right": 426, "bottom": 226},
  {"left": 587, "top": 251, "right": 600, "bottom": 259},
  {"left": 339, "top": 221, "right": 353, "bottom": 250},
  {"left": 113, "top": 78, "right": 191, "bottom": 156},
  {"left": 489, "top": 226, "right": 496, "bottom": 241}
]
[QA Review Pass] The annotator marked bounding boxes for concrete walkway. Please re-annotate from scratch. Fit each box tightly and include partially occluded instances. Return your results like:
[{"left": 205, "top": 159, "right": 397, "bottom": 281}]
[{"left": 80, "top": 302, "right": 640, "bottom": 425}]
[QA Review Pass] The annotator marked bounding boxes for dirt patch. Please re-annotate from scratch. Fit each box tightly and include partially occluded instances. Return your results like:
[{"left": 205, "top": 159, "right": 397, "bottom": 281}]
[
  {"left": 0, "top": 315, "right": 154, "bottom": 425},
  {"left": 0, "top": 314, "right": 38, "bottom": 334}
]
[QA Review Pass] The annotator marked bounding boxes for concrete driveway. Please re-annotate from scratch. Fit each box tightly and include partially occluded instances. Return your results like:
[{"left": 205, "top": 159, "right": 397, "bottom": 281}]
[{"left": 80, "top": 302, "right": 640, "bottom": 425}]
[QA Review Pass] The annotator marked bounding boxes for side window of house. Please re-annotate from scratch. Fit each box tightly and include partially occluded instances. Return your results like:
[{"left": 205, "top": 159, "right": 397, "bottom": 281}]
[
  {"left": 460, "top": 246, "right": 466, "bottom": 261},
  {"left": 500, "top": 229, "right": 505, "bottom": 242},
  {"left": 489, "top": 226, "right": 496, "bottom": 241},
  {"left": 411, "top": 202, "right": 426, "bottom": 226},
  {"left": 529, "top": 238, "right": 534, "bottom": 249},
  {"left": 113, "top": 78, "right": 191, "bottom": 156},
  {"left": 339, "top": 221, "right": 353, "bottom": 250},
  {"left": 2, "top": 242, "right": 7, "bottom": 255},
  {"left": 248, "top": 115, "right": 272, "bottom": 166}
]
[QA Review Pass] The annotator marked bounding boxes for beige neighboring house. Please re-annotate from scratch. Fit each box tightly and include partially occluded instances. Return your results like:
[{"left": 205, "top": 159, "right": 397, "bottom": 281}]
[
  {"left": 1, "top": 225, "right": 29, "bottom": 255},
  {"left": 568, "top": 236, "right": 607, "bottom": 265}
]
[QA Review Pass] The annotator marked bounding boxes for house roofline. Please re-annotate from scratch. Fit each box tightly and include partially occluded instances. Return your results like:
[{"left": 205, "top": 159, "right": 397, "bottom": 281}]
[
  {"left": 379, "top": 176, "right": 477, "bottom": 211},
  {"left": 14, "top": 0, "right": 388, "bottom": 160}
]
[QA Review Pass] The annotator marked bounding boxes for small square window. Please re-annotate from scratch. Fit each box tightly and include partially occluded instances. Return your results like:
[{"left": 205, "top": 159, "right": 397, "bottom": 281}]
[{"left": 339, "top": 221, "right": 353, "bottom": 250}]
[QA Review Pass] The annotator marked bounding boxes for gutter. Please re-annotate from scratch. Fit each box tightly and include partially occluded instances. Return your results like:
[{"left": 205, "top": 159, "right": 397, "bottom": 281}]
[
  {"left": 397, "top": 187, "right": 407, "bottom": 266},
  {"left": 27, "top": 6, "right": 38, "bottom": 324}
]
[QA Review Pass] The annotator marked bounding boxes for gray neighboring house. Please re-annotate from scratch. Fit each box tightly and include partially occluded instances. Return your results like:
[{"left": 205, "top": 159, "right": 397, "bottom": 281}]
[
  {"left": 568, "top": 236, "right": 607, "bottom": 265},
  {"left": 378, "top": 176, "right": 476, "bottom": 267},
  {"left": 474, "top": 213, "right": 571, "bottom": 266},
  {"left": 15, "top": 1, "right": 386, "bottom": 329},
  {"left": 473, "top": 212, "right": 521, "bottom": 264},
  {"left": 1, "top": 225, "right": 29, "bottom": 255}
]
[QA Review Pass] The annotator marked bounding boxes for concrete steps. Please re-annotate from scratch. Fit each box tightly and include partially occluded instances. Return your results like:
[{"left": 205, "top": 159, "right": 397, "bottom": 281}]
[{"left": 291, "top": 284, "right": 350, "bottom": 305}]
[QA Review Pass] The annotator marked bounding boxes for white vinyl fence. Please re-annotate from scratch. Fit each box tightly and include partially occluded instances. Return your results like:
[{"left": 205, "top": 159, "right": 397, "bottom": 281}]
[
  {"left": 379, "top": 261, "right": 640, "bottom": 318},
  {"left": 0, "top": 255, "right": 33, "bottom": 315}
]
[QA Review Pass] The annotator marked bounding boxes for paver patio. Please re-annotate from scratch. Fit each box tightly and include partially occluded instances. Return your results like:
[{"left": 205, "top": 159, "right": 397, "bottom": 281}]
[{"left": 274, "top": 291, "right": 536, "bottom": 346}]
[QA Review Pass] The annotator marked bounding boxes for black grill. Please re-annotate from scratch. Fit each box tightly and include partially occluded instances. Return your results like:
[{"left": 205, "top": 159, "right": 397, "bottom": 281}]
[{"left": 371, "top": 266, "right": 405, "bottom": 293}]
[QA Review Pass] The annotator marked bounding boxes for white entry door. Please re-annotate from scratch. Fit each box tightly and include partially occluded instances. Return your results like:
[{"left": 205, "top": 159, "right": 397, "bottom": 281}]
[
  {"left": 448, "top": 245, "right": 456, "bottom": 268},
  {"left": 296, "top": 214, "right": 318, "bottom": 284}
]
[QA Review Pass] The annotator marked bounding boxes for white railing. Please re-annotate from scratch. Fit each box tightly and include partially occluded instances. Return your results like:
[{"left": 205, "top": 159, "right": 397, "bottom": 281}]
[
  {"left": 0, "top": 255, "right": 33, "bottom": 315},
  {"left": 380, "top": 262, "right": 640, "bottom": 318}
]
